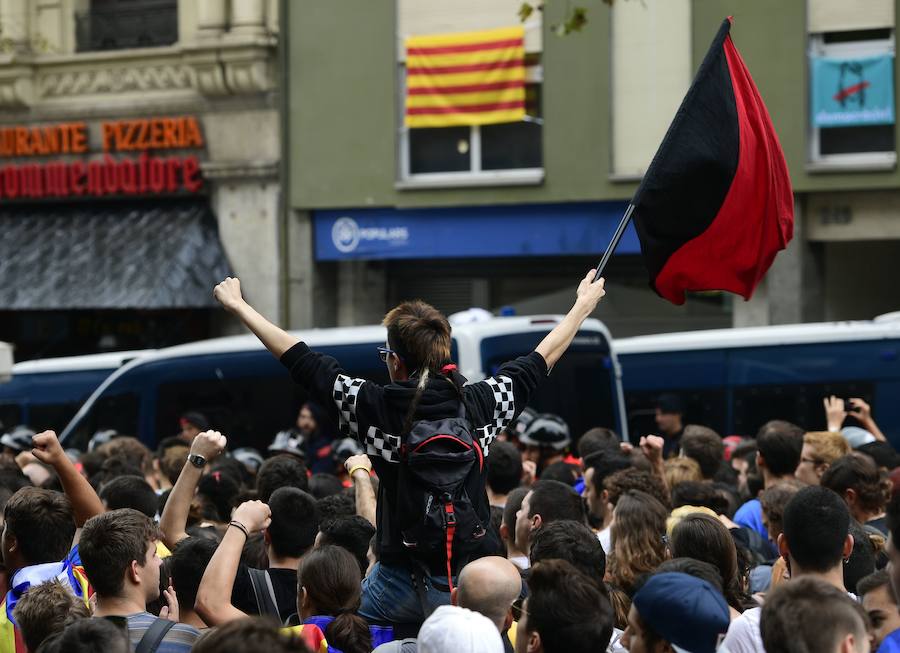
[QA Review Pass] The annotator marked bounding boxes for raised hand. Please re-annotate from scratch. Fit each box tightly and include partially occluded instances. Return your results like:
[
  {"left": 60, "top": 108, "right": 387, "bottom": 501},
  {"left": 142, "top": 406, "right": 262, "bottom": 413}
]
[
  {"left": 640, "top": 435, "right": 665, "bottom": 465},
  {"left": 521, "top": 460, "right": 537, "bottom": 486},
  {"left": 848, "top": 398, "right": 872, "bottom": 424},
  {"left": 213, "top": 277, "right": 245, "bottom": 313},
  {"left": 190, "top": 430, "right": 227, "bottom": 461},
  {"left": 575, "top": 269, "right": 606, "bottom": 313},
  {"left": 159, "top": 584, "right": 179, "bottom": 622},
  {"left": 344, "top": 454, "right": 372, "bottom": 478},
  {"left": 31, "top": 430, "right": 66, "bottom": 468},
  {"left": 824, "top": 395, "right": 847, "bottom": 432},
  {"left": 232, "top": 500, "right": 272, "bottom": 534}
]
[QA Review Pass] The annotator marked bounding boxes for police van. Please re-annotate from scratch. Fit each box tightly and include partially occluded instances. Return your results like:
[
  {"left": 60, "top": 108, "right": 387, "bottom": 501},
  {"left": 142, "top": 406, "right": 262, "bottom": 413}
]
[
  {"left": 616, "top": 314, "right": 900, "bottom": 444},
  {"left": 0, "top": 350, "right": 151, "bottom": 435},
  {"left": 59, "top": 316, "right": 627, "bottom": 451}
]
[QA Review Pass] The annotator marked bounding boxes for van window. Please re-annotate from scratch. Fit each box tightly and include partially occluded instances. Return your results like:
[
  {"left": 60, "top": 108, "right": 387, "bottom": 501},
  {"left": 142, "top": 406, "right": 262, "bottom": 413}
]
[
  {"left": 0, "top": 404, "right": 21, "bottom": 432},
  {"left": 480, "top": 332, "right": 617, "bottom": 440},
  {"left": 157, "top": 375, "right": 300, "bottom": 449},
  {"left": 28, "top": 402, "right": 82, "bottom": 435},
  {"left": 626, "top": 389, "right": 728, "bottom": 440},
  {"left": 732, "top": 382, "right": 875, "bottom": 436},
  {"left": 66, "top": 392, "right": 141, "bottom": 451},
  {"left": 154, "top": 343, "right": 392, "bottom": 450}
]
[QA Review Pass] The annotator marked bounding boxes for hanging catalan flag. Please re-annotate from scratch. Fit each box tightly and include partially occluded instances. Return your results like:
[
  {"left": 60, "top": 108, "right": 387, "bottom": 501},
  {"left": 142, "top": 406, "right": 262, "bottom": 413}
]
[{"left": 405, "top": 26, "right": 526, "bottom": 128}]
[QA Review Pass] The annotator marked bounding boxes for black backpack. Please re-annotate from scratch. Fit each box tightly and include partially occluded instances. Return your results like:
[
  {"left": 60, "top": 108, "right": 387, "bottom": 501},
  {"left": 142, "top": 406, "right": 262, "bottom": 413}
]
[{"left": 394, "top": 401, "right": 489, "bottom": 589}]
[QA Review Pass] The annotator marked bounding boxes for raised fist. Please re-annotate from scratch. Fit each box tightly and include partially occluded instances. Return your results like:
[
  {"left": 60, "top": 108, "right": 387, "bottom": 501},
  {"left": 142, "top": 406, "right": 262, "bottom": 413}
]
[{"left": 214, "top": 277, "right": 245, "bottom": 313}]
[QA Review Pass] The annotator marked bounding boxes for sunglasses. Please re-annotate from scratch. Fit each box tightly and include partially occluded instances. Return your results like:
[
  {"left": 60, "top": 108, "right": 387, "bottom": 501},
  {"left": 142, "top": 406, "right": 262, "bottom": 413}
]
[{"left": 376, "top": 346, "right": 402, "bottom": 363}]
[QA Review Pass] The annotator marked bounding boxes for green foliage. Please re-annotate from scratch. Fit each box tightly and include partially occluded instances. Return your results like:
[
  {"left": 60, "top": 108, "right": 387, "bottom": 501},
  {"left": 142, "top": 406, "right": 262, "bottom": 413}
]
[{"left": 519, "top": 1, "right": 611, "bottom": 36}]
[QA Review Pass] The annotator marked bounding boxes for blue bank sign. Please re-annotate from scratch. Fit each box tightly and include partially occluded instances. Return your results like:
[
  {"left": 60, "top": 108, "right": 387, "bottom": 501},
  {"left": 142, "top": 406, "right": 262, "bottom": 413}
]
[
  {"left": 811, "top": 54, "right": 895, "bottom": 127},
  {"left": 314, "top": 202, "right": 638, "bottom": 261},
  {"left": 330, "top": 217, "right": 410, "bottom": 254}
]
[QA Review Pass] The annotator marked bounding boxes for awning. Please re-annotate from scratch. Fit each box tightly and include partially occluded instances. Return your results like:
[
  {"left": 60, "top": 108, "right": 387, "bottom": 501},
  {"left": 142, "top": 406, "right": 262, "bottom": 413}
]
[{"left": 0, "top": 201, "right": 231, "bottom": 309}]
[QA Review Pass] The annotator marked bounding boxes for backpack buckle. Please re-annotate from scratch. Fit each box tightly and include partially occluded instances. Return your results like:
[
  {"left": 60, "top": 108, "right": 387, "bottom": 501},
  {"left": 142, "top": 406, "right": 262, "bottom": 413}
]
[{"left": 443, "top": 498, "right": 456, "bottom": 525}]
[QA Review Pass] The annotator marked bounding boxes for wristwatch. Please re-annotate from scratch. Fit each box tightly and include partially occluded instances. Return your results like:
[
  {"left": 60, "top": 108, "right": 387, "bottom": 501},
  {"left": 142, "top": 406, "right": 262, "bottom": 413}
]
[{"left": 188, "top": 453, "right": 207, "bottom": 469}]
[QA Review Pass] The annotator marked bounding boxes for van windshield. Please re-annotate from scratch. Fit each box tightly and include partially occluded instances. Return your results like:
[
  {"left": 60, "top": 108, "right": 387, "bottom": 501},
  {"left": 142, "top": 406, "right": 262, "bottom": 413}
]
[
  {"left": 65, "top": 392, "right": 141, "bottom": 451},
  {"left": 64, "top": 342, "right": 391, "bottom": 450},
  {"left": 480, "top": 331, "right": 617, "bottom": 439}
]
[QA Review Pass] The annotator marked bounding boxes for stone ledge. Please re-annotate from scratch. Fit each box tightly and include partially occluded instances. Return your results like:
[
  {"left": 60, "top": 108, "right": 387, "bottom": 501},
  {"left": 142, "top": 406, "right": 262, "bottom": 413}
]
[
  {"left": 201, "top": 160, "right": 279, "bottom": 180},
  {"left": 0, "top": 37, "right": 276, "bottom": 108}
]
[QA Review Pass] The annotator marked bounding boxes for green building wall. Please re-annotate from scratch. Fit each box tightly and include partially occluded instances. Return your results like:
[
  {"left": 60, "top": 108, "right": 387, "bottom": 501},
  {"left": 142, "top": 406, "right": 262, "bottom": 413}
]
[
  {"left": 285, "top": 0, "right": 638, "bottom": 210},
  {"left": 692, "top": 0, "right": 900, "bottom": 193},
  {"left": 286, "top": 1, "right": 900, "bottom": 212}
]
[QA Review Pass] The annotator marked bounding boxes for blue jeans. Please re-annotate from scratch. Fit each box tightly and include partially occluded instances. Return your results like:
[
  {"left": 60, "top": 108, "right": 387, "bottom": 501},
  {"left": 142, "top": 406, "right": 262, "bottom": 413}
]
[{"left": 360, "top": 562, "right": 452, "bottom": 627}]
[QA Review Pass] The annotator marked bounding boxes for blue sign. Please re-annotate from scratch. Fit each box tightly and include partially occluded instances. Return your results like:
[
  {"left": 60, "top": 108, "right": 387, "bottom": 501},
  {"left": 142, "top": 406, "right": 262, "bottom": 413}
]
[
  {"left": 811, "top": 54, "right": 895, "bottom": 127},
  {"left": 314, "top": 202, "right": 639, "bottom": 261}
]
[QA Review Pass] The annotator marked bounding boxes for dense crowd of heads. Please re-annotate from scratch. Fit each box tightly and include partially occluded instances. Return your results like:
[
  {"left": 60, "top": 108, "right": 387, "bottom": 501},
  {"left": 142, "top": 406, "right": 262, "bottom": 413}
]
[{"left": 0, "top": 386, "right": 897, "bottom": 653}]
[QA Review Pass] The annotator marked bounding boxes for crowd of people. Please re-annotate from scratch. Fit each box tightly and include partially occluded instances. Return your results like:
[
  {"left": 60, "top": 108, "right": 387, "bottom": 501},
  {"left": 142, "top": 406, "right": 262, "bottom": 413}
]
[{"left": 0, "top": 271, "right": 897, "bottom": 653}]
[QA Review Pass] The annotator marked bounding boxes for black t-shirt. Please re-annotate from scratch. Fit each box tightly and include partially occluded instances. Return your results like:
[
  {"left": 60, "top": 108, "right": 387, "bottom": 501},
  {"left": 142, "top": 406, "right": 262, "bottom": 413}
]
[
  {"left": 231, "top": 566, "right": 298, "bottom": 624},
  {"left": 663, "top": 427, "right": 685, "bottom": 458}
]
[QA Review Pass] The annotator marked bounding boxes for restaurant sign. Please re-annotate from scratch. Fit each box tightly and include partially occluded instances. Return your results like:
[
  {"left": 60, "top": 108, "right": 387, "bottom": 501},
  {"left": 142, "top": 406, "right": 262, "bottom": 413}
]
[{"left": 0, "top": 116, "right": 205, "bottom": 200}]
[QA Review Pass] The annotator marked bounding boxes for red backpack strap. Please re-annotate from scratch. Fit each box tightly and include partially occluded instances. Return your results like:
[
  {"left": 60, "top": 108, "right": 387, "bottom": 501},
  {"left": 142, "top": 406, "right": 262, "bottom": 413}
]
[{"left": 444, "top": 500, "right": 456, "bottom": 592}]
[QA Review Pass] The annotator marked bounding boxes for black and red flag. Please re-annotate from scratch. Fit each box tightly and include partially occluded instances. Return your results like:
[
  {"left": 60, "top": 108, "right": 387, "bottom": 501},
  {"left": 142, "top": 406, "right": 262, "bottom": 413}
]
[{"left": 626, "top": 18, "right": 794, "bottom": 305}]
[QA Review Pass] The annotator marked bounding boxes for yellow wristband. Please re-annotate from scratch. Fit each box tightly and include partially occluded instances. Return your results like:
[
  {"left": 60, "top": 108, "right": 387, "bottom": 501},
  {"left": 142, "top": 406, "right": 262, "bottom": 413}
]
[{"left": 348, "top": 465, "right": 370, "bottom": 478}]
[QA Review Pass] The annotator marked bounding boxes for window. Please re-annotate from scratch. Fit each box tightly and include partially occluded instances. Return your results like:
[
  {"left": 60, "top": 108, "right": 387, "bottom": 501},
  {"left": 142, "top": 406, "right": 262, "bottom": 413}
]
[
  {"left": 808, "top": 29, "right": 896, "bottom": 167},
  {"left": 28, "top": 402, "right": 83, "bottom": 435},
  {"left": 732, "top": 381, "right": 874, "bottom": 435},
  {"left": 76, "top": 0, "right": 178, "bottom": 52},
  {"left": 480, "top": 332, "right": 617, "bottom": 438},
  {"left": 0, "top": 404, "right": 21, "bottom": 434},
  {"left": 398, "top": 56, "right": 543, "bottom": 187},
  {"left": 625, "top": 389, "right": 728, "bottom": 440},
  {"left": 65, "top": 392, "right": 140, "bottom": 451}
]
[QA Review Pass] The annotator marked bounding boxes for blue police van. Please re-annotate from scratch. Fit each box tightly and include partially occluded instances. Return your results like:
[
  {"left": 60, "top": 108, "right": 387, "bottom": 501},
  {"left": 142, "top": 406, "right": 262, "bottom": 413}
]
[
  {"left": 0, "top": 350, "right": 150, "bottom": 436},
  {"left": 615, "top": 314, "right": 900, "bottom": 445},
  {"left": 58, "top": 316, "right": 627, "bottom": 451}
]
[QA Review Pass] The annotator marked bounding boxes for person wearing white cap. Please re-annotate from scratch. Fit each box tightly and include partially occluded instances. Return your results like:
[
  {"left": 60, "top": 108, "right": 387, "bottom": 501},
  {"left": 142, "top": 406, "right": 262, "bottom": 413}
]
[{"left": 418, "top": 605, "right": 503, "bottom": 653}]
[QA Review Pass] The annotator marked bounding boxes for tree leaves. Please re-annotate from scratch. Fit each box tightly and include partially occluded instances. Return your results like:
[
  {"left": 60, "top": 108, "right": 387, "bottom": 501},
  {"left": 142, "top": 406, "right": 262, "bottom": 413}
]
[
  {"left": 519, "top": 1, "right": 594, "bottom": 37},
  {"left": 518, "top": 2, "right": 536, "bottom": 22}
]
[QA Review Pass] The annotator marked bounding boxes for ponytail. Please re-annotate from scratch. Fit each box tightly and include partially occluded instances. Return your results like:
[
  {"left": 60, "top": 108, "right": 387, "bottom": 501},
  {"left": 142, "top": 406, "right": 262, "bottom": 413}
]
[
  {"left": 402, "top": 367, "right": 431, "bottom": 434},
  {"left": 325, "top": 613, "right": 372, "bottom": 653}
]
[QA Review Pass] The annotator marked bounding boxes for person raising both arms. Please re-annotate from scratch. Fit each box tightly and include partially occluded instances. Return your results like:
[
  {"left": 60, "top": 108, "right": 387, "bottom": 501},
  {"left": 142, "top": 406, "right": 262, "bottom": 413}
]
[{"left": 213, "top": 270, "right": 606, "bottom": 632}]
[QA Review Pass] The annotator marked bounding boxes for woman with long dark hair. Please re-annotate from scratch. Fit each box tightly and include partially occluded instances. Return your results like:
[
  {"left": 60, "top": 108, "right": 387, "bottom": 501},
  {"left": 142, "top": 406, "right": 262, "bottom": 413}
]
[
  {"left": 296, "top": 545, "right": 393, "bottom": 653},
  {"left": 606, "top": 490, "right": 668, "bottom": 595},
  {"left": 670, "top": 512, "right": 751, "bottom": 616}
]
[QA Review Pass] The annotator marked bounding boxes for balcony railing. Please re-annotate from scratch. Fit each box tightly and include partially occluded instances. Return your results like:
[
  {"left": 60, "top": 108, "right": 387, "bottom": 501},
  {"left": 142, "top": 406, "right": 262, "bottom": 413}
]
[{"left": 75, "top": 0, "right": 178, "bottom": 52}]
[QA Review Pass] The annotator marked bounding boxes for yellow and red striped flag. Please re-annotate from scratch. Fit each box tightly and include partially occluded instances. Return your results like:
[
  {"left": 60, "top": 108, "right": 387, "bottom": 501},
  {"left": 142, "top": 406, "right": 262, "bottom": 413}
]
[{"left": 405, "top": 26, "right": 526, "bottom": 128}]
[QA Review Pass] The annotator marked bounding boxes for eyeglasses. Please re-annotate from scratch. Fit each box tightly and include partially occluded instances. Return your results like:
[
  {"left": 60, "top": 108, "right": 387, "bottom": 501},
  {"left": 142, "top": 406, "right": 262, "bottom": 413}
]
[
  {"left": 376, "top": 346, "right": 401, "bottom": 363},
  {"left": 799, "top": 457, "right": 824, "bottom": 467}
]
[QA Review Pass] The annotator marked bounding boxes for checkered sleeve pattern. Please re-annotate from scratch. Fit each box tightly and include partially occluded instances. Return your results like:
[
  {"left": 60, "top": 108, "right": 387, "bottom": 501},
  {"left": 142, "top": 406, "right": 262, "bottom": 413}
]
[
  {"left": 364, "top": 426, "right": 401, "bottom": 464},
  {"left": 333, "top": 374, "right": 366, "bottom": 438},
  {"left": 477, "top": 375, "right": 515, "bottom": 456}
]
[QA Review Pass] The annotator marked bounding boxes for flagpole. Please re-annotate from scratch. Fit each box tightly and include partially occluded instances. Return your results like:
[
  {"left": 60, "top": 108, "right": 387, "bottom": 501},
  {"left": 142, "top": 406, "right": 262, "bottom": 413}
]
[{"left": 593, "top": 203, "right": 635, "bottom": 282}]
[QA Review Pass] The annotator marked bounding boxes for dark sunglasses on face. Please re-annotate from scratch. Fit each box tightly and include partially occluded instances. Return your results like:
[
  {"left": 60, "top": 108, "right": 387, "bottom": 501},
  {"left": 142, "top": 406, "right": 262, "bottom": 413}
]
[{"left": 377, "top": 346, "right": 400, "bottom": 363}]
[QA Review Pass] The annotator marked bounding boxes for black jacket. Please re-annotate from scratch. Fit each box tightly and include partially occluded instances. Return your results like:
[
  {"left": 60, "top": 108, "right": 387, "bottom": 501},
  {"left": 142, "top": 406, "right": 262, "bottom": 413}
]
[{"left": 280, "top": 343, "right": 547, "bottom": 568}]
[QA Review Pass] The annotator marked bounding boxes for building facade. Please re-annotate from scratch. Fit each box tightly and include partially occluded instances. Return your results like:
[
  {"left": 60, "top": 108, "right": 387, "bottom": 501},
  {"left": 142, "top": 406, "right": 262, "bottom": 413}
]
[
  {"left": 0, "top": 0, "right": 281, "bottom": 359},
  {"left": 693, "top": 0, "right": 900, "bottom": 327},
  {"left": 283, "top": 0, "right": 900, "bottom": 338}
]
